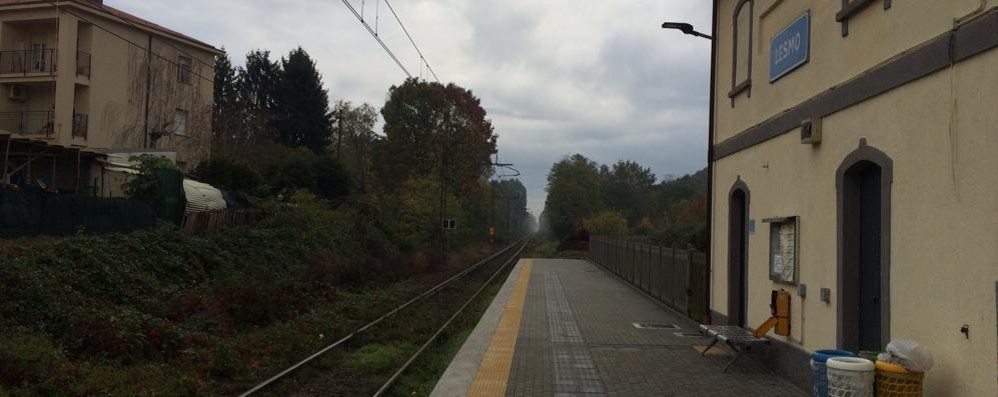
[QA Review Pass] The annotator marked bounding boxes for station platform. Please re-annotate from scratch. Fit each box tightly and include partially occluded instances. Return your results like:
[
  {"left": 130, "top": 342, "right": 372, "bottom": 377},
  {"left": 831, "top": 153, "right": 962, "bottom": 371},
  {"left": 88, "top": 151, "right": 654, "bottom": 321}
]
[{"left": 431, "top": 258, "right": 805, "bottom": 397}]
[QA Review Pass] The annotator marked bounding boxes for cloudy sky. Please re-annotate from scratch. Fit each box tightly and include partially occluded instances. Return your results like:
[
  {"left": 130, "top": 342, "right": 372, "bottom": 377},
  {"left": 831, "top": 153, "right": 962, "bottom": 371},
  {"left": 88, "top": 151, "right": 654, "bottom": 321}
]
[{"left": 112, "top": 0, "right": 712, "bottom": 217}]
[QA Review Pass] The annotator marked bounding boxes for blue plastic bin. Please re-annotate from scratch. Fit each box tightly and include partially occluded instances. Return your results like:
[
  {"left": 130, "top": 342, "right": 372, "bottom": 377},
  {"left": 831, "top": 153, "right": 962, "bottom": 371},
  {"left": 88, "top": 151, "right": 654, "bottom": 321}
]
[{"left": 811, "top": 349, "right": 855, "bottom": 397}]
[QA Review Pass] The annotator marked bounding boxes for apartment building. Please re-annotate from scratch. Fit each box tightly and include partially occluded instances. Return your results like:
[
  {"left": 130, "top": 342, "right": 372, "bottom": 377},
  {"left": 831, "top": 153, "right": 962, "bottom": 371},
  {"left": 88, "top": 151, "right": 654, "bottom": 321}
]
[
  {"left": 0, "top": 0, "right": 219, "bottom": 194},
  {"left": 707, "top": 0, "right": 997, "bottom": 394}
]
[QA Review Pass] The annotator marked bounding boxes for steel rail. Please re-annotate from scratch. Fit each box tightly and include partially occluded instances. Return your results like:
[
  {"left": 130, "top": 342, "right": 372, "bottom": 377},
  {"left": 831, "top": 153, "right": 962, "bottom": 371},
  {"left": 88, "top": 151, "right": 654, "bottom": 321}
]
[
  {"left": 373, "top": 239, "right": 529, "bottom": 396},
  {"left": 239, "top": 240, "right": 526, "bottom": 396}
]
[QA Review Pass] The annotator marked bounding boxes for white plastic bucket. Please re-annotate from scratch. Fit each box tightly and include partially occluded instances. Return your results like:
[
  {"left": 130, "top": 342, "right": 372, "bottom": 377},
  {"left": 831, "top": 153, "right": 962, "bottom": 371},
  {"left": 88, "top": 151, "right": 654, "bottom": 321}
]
[{"left": 826, "top": 357, "right": 875, "bottom": 397}]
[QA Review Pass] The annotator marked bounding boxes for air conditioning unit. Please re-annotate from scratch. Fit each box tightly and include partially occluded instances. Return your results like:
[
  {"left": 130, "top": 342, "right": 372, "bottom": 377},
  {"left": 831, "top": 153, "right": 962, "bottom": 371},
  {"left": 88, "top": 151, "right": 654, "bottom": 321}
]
[
  {"left": 801, "top": 117, "right": 822, "bottom": 145},
  {"left": 8, "top": 85, "right": 27, "bottom": 102}
]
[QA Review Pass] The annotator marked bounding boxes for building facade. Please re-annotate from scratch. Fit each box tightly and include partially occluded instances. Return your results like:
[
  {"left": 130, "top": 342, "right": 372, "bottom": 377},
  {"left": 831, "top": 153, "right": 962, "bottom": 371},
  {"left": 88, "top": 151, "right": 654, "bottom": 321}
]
[
  {"left": 0, "top": 0, "right": 218, "bottom": 194},
  {"left": 708, "top": 0, "right": 998, "bottom": 394}
]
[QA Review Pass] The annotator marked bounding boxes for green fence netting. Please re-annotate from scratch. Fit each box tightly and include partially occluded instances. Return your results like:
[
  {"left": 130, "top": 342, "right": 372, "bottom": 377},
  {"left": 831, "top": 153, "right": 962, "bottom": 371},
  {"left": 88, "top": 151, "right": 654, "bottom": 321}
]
[{"left": 0, "top": 186, "right": 155, "bottom": 238}]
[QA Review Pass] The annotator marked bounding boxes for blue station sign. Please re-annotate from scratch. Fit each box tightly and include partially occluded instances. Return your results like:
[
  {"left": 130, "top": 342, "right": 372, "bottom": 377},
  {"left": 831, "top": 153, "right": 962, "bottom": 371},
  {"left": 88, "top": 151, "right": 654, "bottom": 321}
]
[{"left": 770, "top": 11, "right": 810, "bottom": 83}]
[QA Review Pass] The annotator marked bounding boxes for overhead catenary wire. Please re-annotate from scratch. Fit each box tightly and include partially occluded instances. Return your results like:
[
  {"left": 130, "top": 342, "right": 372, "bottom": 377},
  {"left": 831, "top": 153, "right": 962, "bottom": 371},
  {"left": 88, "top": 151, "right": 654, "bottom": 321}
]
[
  {"left": 382, "top": 0, "right": 441, "bottom": 83},
  {"left": 42, "top": 0, "right": 215, "bottom": 85},
  {"left": 341, "top": 0, "right": 412, "bottom": 78}
]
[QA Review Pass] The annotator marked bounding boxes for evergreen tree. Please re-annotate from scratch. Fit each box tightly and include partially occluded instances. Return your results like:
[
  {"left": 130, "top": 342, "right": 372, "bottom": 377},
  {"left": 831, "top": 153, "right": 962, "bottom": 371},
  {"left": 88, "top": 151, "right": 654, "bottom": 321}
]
[
  {"left": 213, "top": 49, "right": 238, "bottom": 113},
  {"left": 277, "top": 47, "right": 333, "bottom": 154},
  {"left": 211, "top": 50, "right": 242, "bottom": 157},
  {"left": 238, "top": 50, "right": 282, "bottom": 144}
]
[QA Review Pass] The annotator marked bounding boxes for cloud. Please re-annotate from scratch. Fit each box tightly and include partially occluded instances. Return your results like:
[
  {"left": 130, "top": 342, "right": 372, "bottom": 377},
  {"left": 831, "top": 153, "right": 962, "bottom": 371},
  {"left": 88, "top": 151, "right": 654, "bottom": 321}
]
[{"left": 109, "top": 0, "right": 712, "bottom": 216}]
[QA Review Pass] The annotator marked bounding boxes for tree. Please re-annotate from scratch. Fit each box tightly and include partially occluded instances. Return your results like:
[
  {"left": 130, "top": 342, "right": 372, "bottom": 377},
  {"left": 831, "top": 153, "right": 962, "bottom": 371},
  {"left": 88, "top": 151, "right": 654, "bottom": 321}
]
[
  {"left": 276, "top": 47, "right": 333, "bottom": 154},
  {"left": 213, "top": 49, "right": 239, "bottom": 121},
  {"left": 212, "top": 50, "right": 244, "bottom": 158},
  {"left": 492, "top": 178, "right": 531, "bottom": 238},
  {"left": 440, "top": 83, "right": 498, "bottom": 192},
  {"left": 192, "top": 157, "right": 261, "bottom": 193},
  {"left": 583, "top": 211, "right": 629, "bottom": 236},
  {"left": 543, "top": 154, "right": 603, "bottom": 238},
  {"left": 602, "top": 160, "right": 656, "bottom": 226},
  {"left": 124, "top": 155, "right": 180, "bottom": 201},
  {"left": 238, "top": 50, "right": 282, "bottom": 145},
  {"left": 377, "top": 79, "right": 497, "bottom": 194},
  {"left": 331, "top": 101, "right": 379, "bottom": 191}
]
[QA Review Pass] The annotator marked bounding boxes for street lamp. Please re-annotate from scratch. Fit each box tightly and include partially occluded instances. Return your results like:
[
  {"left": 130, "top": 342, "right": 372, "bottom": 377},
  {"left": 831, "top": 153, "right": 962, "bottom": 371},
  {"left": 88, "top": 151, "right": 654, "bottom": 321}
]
[
  {"left": 661, "top": 17, "right": 714, "bottom": 324},
  {"left": 661, "top": 22, "right": 713, "bottom": 40}
]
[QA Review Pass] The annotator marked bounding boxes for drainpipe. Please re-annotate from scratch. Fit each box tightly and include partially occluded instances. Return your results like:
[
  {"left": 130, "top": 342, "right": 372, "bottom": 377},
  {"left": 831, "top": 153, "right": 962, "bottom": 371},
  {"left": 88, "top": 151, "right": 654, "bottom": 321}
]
[
  {"left": 705, "top": 0, "right": 719, "bottom": 325},
  {"left": 143, "top": 33, "right": 152, "bottom": 148}
]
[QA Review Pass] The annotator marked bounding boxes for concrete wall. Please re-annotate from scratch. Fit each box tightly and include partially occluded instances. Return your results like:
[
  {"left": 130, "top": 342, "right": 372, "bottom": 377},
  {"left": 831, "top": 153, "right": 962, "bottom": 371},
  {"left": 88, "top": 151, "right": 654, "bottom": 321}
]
[{"left": 710, "top": 1, "right": 998, "bottom": 395}]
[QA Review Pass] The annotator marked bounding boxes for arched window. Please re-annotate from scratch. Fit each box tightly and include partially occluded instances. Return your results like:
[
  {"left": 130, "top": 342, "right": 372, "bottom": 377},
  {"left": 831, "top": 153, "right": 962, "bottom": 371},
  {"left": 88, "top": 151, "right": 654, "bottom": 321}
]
[{"left": 730, "top": 0, "right": 753, "bottom": 100}]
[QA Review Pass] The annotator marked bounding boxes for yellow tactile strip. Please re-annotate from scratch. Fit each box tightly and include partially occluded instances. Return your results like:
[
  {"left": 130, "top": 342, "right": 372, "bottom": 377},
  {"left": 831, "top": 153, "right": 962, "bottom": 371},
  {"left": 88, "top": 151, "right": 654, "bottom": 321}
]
[{"left": 467, "top": 259, "right": 533, "bottom": 397}]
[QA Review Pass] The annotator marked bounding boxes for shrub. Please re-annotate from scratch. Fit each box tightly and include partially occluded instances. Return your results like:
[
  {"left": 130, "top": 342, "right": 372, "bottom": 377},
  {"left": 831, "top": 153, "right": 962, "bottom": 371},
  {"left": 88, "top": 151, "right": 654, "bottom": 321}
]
[
  {"left": 308, "top": 156, "right": 352, "bottom": 201},
  {"left": 0, "top": 328, "right": 74, "bottom": 393},
  {"left": 583, "top": 211, "right": 628, "bottom": 236},
  {"left": 246, "top": 144, "right": 353, "bottom": 201},
  {"left": 123, "top": 155, "right": 180, "bottom": 201},
  {"left": 191, "top": 158, "right": 261, "bottom": 193}
]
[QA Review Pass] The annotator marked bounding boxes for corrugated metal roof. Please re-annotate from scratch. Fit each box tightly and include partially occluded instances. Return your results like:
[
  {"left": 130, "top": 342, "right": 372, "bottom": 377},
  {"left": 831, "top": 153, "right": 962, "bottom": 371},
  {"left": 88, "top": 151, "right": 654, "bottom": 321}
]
[{"left": 183, "top": 179, "right": 226, "bottom": 213}]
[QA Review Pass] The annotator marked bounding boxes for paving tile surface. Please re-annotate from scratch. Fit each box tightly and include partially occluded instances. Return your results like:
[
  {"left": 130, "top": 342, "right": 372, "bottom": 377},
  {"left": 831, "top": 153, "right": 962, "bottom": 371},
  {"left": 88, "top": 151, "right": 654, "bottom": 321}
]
[{"left": 504, "top": 259, "right": 806, "bottom": 397}]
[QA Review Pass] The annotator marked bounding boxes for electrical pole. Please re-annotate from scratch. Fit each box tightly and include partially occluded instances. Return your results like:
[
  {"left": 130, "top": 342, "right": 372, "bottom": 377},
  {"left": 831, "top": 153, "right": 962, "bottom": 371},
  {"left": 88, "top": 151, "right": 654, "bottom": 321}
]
[
  {"left": 489, "top": 151, "right": 516, "bottom": 243},
  {"left": 437, "top": 111, "right": 450, "bottom": 269},
  {"left": 336, "top": 106, "right": 344, "bottom": 159}
]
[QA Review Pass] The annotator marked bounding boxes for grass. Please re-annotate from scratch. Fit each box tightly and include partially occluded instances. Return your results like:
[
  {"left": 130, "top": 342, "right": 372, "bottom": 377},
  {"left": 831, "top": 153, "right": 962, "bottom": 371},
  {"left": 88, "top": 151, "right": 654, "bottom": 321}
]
[
  {"left": 382, "top": 272, "right": 505, "bottom": 397},
  {"left": 0, "top": 212, "right": 502, "bottom": 396},
  {"left": 527, "top": 240, "right": 587, "bottom": 259},
  {"left": 259, "top": 245, "right": 516, "bottom": 396}
]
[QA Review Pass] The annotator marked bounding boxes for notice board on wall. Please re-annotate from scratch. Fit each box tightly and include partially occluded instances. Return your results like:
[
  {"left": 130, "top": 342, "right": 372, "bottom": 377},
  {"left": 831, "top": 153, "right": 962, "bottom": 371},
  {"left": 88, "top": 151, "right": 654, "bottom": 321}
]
[{"left": 767, "top": 217, "right": 798, "bottom": 284}]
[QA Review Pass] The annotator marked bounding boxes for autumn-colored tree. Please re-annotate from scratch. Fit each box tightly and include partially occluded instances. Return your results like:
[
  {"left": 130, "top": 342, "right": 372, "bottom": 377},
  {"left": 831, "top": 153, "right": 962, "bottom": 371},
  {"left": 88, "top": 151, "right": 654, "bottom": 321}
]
[
  {"left": 583, "top": 211, "right": 629, "bottom": 236},
  {"left": 377, "top": 79, "right": 497, "bottom": 194},
  {"left": 331, "top": 101, "right": 379, "bottom": 192}
]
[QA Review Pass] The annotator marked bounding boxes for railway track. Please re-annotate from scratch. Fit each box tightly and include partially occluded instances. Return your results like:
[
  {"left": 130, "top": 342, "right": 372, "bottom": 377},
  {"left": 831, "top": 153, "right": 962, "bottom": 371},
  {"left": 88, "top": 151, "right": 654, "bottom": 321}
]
[{"left": 241, "top": 239, "right": 530, "bottom": 396}]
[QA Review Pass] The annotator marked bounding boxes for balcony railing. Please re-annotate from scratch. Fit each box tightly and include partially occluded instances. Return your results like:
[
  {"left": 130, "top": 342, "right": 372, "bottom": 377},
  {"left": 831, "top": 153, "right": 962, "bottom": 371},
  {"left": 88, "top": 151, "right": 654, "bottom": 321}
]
[
  {"left": 72, "top": 112, "right": 88, "bottom": 138},
  {"left": 0, "top": 50, "right": 91, "bottom": 78},
  {"left": 0, "top": 111, "right": 54, "bottom": 136},
  {"left": 0, "top": 49, "right": 57, "bottom": 75}
]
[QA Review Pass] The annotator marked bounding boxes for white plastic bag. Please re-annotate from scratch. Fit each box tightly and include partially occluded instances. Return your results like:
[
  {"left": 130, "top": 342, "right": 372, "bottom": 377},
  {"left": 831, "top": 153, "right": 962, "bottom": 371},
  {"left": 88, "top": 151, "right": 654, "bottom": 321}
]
[{"left": 884, "top": 340, "right": 934, "bottom": 372}]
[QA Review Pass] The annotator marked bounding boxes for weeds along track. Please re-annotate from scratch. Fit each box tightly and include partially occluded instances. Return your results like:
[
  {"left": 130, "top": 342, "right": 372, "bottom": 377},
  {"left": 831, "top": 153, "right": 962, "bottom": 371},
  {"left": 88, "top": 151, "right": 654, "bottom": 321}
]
[{"left": 241, "top": 240, "right": 530, "bottom": 396}]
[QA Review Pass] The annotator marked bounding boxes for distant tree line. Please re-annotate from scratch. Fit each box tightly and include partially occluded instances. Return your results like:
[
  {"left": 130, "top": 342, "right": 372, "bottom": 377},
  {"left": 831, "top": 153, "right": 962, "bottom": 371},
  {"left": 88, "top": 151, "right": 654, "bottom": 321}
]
[
  {"left": 204, "top": 47, "right": 534, "bottom": 254},
  {"left": 542, "top": 154, "right": 707, "bottom": 250}
]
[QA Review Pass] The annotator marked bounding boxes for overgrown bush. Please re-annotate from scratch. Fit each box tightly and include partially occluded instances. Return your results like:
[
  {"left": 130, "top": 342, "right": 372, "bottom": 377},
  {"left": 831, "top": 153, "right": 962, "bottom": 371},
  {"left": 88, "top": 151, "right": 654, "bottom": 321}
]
[
  {"left": 123, "top": 154, "right": 180, "bottom": 201},
  {"left": 0, "top": 192, "right": 376, "bottom": 369},
  {"left": 583, "top": 211, "right": 628, "bottom": 236},
  {"left": 240, "top": 144, "right": 352, "bottom": 202},
  {"left": 191, "top": 158, "right": 261, "bottom": 193}
]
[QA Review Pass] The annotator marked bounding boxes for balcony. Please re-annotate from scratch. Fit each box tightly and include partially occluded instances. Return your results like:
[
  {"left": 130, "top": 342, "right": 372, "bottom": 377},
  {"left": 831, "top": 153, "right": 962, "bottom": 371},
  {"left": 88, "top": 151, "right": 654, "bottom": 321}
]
[
  {"left": 0, "top": 111, "right": 54, "bottom": 137},
  {"left": 0, "top": 49, "right": 56, "bottom": 76},
  {"left": 0, "top": 50, "right": 92, "bottom": 78}
]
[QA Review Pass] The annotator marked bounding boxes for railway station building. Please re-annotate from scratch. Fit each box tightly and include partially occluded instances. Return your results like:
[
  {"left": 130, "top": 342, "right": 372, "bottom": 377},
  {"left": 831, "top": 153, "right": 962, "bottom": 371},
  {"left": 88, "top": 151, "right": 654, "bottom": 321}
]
[{"left": 707, "top": 0, "right": 998, "bottom": 394}]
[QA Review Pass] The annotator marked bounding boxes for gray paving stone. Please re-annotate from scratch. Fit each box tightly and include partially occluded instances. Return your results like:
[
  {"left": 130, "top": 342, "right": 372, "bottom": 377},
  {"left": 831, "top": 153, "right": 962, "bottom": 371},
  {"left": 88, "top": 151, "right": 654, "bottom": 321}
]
[{"left": 504, "top": 259, "right": 806, "bottom": 397}]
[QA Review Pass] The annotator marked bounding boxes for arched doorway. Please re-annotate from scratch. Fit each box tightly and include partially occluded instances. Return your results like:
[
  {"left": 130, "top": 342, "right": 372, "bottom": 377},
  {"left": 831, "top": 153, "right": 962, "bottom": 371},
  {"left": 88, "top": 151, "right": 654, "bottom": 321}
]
[
  {"left": 837, "top": 141, "right": 892, "bottom": 352},
  {"left": 728, "top": 179, "right": 750, "bottom": 327}
]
